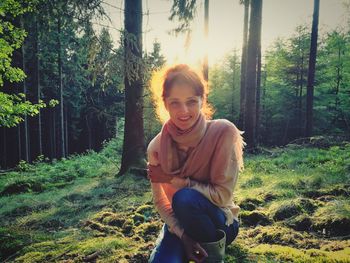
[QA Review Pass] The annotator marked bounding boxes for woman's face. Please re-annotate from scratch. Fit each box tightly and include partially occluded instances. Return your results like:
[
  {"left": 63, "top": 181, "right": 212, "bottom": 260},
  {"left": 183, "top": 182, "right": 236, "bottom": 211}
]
[{"left": 164, "top": 83, "right": 203, "bottom": 130}]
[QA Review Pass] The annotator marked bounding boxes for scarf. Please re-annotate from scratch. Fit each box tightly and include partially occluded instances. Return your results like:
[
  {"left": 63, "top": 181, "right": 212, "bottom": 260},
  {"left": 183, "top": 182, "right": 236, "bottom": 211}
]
[{"left": 159, "top": 112, "right": 244, "bottom": 178}]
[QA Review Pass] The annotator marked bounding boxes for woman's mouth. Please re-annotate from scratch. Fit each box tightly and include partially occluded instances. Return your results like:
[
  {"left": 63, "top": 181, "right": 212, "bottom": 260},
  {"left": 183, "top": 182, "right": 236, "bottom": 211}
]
[{"left": 178, "top": 116, "right": 191, "bottom": 122}]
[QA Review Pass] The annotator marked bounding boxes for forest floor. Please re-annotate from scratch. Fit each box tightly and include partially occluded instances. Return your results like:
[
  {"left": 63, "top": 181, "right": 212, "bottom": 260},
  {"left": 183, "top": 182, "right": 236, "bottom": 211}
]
[{"left": 0, "top": 137, "right": 350, "bottom": 262}]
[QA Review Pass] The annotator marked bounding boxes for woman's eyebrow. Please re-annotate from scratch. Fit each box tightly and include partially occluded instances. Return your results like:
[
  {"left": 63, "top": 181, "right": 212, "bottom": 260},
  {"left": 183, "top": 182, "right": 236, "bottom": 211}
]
[{"left": 168, "top": 96, "right": 198, "bottom": 101}]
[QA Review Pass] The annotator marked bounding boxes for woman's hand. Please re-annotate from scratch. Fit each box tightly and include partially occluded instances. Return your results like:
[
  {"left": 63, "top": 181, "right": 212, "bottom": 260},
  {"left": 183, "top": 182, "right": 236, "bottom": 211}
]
[
  {"left": 147, "top": 164, "right": 173, "bottom": 183},
  {"left": 181, "top": 233, "right": 208, "bottom": 262}
]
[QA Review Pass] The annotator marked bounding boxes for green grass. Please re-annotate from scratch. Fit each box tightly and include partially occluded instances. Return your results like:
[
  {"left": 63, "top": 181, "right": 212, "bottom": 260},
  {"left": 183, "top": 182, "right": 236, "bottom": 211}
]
[{"left": 1, "top": 139, "right": 349, "bottom": 262}]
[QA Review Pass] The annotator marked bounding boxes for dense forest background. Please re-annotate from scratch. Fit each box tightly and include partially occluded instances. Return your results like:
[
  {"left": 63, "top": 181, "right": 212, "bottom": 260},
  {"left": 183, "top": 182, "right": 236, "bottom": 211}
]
[
  {"left": 1, "top": 1, "right": 350, "bottom": 262},
  {"left": 1, "top": 0, "right": 349, "bottom": 170}
]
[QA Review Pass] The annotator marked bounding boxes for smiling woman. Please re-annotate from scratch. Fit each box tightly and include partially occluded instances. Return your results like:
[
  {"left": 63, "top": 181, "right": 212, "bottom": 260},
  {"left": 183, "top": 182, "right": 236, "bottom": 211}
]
[
  {"left": 150, "top": 64, "right": 213, "bottom": 124},
  {"left": 147, "top": 64, "right": 245, "bottom": 262}
]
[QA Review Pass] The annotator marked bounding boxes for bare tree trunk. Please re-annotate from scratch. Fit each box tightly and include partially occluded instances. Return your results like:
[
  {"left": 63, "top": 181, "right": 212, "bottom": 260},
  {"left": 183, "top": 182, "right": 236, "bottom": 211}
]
[
  {"left": 203, "top": 0, "right": 209, "bottom": 81},
  {"left": 256, "top": 47, "right": 261, "bottom": 143},
  {"left": 244, "top": 0, "right": 262, "bottom": 149},
  {"left": 298, "top": 41, "right": 304, "bottom": 137},
  {"left": 305, "top": 0, "right": 320, "bottom": 137},
  {"left": 119, "top": 0, "right": 145, "bottom": 175},
  {"left": 35, "top": 15, "right": 43, "bottom": 156},
  {"left": 65, "top": 106, "right": 68, "bottom": 155},
  {"left": 238, "top": 0, "right": 249, "bottom": 129},
  {"left": 2, "top": 129, "right": 7, "bottom": 168},
  {"left": 52, "top": 109, "right": 57, "bottom": 158},
  {"left": 21, "top": 17, "right": 30, "bottom": 162},
  {"left": 255, "top": 1, "right": 262, "bottom": 144},
  {"left": 57, "top": 15, "right": 65, "bottom": 158},
  {"left": 86, "top": 116, "right": 92, "bottom": 149},
  {"left": 18, "top": 118, "right": 22, "bottom": 161}
]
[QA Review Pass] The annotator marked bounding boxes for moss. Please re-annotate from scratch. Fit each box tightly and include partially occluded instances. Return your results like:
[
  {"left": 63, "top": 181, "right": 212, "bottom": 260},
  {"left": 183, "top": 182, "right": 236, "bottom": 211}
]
[
  {"left": 286, "top": 214, "right": 313, "bottom": 231},
  {"left": 312, "top": 199, "right": 350, "bottom": 236},
  {"left": 240, "top": 211, "right": 271, "bottom": 227},
  {"left": 135, "top": 204, "right": 156, "bottom": 221},
  {"left": 250, "top": 244, "right": 350, "bottom": 262},
  {"left": 0, "top": 180, "right": 44, "bottom": 196},
  {"left": 14, "top": 251, "right": 46, "bottom": 263},
  {"left": 272, "top": 201, "right": 303, "bottom": 221},
  {"left": 241, "top": 176, "right": 263, "bottom": 188},
  {"left": 225, "top": 242, "right": 251, "bottom": 263},
  {"left": 135, "top": 221, "right": 162, "bottom": 241},
  {"left": 254, "top": 226, "right": 307, "bottom": 247},
  {"left": 83, "top": 220, "right": 115, "bottom": 235},
  {"left": 132, "top": 213, "right": 145, "bottom": 225},
  {"left": 239, "top": 197, "right": 264, "bottom": 211},
  {"left": 102, "top": 214, "right": 126, "bottom": 228},
  {"left": 122, "top": 218, "right": 134, "bottom": 236}
]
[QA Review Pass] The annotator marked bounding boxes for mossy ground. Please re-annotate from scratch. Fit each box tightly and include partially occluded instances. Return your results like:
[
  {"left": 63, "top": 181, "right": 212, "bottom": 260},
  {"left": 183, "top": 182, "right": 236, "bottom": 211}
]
[{"left": 0, "top": 139, "right": 349, "bottom": 262}]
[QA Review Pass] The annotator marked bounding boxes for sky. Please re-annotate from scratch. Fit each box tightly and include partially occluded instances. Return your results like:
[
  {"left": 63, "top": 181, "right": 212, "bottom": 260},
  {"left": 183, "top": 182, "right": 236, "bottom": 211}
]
[{"left": 97, "top": 0, "right": 349, "bottom": 66}]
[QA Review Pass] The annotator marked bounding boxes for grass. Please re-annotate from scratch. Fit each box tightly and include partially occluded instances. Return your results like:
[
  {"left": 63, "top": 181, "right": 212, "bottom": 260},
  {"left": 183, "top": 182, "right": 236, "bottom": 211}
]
[{"left": 0, "top": 139, "right": 349, "bottom": 262}]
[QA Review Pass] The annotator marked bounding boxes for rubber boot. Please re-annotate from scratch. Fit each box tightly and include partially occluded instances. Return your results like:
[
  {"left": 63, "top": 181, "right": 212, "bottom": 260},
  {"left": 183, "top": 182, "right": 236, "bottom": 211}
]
[{"left": 200, "top": 229, "right": 226, "bottom": 263}]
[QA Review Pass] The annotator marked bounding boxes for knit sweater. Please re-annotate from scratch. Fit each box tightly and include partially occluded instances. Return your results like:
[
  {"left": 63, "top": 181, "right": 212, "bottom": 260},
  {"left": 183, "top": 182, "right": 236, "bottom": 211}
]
[{"left": 147, "top": 119, "right": 244, "bottom": 239}]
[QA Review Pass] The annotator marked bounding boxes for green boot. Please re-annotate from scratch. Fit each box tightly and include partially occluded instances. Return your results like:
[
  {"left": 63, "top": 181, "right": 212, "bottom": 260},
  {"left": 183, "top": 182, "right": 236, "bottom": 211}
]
[{"left": 200, "top": 229, "right": 226, "bottom": 263}]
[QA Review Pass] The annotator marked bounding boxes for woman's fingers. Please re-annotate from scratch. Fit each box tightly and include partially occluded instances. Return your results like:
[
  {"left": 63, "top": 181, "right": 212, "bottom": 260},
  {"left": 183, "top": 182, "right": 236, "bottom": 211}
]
[
  {"left": 147, "top": 164, "right": 172, "bottom": 183},
  {"left": 194, "top": 243, "right": 208, "bottom": 258}
]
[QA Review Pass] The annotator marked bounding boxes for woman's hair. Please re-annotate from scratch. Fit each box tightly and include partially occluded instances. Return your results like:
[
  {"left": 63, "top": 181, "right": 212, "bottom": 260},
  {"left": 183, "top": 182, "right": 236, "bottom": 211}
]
[
  {"left": 162, "top": 64, "right": 206, "bottom": 100},
  {"left": 150, "top": 64, "right": 213, "bottom": 123}
]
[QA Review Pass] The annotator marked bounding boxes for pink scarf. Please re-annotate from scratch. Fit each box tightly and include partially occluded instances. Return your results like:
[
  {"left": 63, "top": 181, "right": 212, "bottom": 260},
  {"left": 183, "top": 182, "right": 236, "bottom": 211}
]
[{"left": 159, "top": 113, "right": 244, "bottom": 178}]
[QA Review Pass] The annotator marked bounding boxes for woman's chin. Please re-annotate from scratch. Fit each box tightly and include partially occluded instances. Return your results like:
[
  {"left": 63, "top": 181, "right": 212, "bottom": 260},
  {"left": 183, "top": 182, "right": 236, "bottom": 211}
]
[{"left": 175, "top": 120, "right": 194, "bottom": 130}]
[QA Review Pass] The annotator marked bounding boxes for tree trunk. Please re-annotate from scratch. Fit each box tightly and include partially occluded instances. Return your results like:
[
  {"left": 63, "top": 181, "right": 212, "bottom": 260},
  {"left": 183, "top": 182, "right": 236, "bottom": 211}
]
[
  {"left": 2, "top": 129, "right": 7, "bottom": 168},
  {"left": 52, "top": 109, "right": 57, "bottom": 158},
  {"left": 255, "top": 1, "right": 262, "bottom": 144},
  {"left": 35, "top": 15, "right": 43, "bottom": 156},
  {"left": 119, "top": 0, "right": 145, "bottom": 175},
  {"left": 57, "top": 14, "right": 65, "bottom": 158},
  {"left": 256, "top": 47, "right": 261, "bottom": 143},
  {"left": 21, "top": 17, "right": 30, "bottom": 162},
  {"left": 305, "top": 0, "right": 320, "bottom": 137},
  {"left": 298, "top": 52, "right": 304, "bottom": 137},
  {"left": 203, "top": 0, "right": 209, "bottom": 81},
  {"left": 238, "top": 0, "right": 249, "bottom": 129},
  {"left": 244, "top": 0, "right": 262, "bottom": 149},
  {"left": 65, "top": 106, "right": 68, "bottom": 155}
]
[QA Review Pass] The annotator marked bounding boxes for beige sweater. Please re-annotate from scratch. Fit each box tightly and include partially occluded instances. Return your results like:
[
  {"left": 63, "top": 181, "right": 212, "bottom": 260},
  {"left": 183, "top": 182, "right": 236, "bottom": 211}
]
[{"left": 147, "top": 120, "right": 242, "bottom": 239}]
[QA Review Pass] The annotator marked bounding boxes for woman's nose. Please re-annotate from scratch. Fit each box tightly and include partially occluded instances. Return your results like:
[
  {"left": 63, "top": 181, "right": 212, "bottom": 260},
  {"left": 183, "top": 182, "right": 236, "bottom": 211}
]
[{"left": 179, "top": 103, "right": 189, "bottom": 113}]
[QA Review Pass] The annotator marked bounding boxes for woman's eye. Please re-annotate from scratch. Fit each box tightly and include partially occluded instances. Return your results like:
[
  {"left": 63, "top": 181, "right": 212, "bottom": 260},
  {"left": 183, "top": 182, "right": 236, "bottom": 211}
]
[
  {"left": 187, "top": 100, "right": 198, "bottom": 105},
  {"left": 170, "top": 101, "right": 179, "bottom": 106}
]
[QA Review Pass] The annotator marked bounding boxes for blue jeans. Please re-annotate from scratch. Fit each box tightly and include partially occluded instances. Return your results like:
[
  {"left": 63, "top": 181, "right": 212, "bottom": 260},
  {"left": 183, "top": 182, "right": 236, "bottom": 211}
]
[{"left": 149, "top": 188, "right": 239, "bottom": 263}]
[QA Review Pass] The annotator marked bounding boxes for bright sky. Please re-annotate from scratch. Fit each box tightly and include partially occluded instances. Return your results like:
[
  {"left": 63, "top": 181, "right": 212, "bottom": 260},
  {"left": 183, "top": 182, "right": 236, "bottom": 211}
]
[{"left": 99, "top": 0, "right": 349, "bottom": 66}]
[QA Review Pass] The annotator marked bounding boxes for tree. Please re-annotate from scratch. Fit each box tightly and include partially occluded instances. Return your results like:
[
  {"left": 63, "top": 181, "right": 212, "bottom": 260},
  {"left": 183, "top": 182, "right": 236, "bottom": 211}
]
[
  {"left": 203, "top": 0, "right": 209, "bottom": 81},
  {"left": 119, "top": 0, "right": 145, "bottom": 175},
  {"left": 255, "top": 0, "right": 262, "bottom": 143},
  {"left": 244, "top": 0, "right": 262, "bottom": 149},
  {"left": 209, "top": 52, "right": 241, "bottom": 122},
  {"left": 0, "top": 0, "right": 47, "bottom": 128},
  {"left": 305, "top": 0, "right": 320, "bottom": 137},
  {"left": 238, "top": 0, "right": 249, "bottom": 129}
]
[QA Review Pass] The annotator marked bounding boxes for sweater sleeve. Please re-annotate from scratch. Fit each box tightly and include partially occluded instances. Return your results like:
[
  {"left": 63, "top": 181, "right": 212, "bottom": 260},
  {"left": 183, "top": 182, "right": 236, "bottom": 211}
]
[
  {"left": 188, "top": 125, "right": 244, "bottom": 207},
  {"left": 147, "top": 135, "right": 185, "bottom": 238}
]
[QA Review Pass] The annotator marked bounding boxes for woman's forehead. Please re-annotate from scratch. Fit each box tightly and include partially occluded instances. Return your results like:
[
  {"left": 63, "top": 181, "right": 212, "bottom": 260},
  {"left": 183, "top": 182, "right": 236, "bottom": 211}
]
[{"left": 167, "top": 83, "right": 199, "bottom": 98}]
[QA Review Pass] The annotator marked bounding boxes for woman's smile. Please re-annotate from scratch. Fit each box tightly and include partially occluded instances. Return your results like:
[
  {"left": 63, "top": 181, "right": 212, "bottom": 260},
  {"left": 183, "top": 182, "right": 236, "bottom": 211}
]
[{"left": 164, "top": 83, "right": 202, "bottom": 130}]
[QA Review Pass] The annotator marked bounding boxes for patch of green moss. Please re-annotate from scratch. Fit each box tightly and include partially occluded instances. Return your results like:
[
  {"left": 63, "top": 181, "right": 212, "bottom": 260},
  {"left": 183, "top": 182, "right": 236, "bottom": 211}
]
[
  {"left": 122, "top": 218, "right": 134, "bottom": 236},
  {"left": 312, "top": 199, "right": 350, "bottom": 236},
  {"left": 250, "top": 244, "right": 350, "bottom": 262},
  {"left": 135, "top": 221, "right": 162, "bottom": 242},
  {"left": 240, "top": 211, "right": 272, "bottom": 227}
]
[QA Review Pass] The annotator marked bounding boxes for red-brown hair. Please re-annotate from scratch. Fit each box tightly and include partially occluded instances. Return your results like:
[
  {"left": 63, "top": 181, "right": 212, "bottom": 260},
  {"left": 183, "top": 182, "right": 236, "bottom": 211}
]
[{"left": 161, "top": 64, "right": 213, "bottom": 119}]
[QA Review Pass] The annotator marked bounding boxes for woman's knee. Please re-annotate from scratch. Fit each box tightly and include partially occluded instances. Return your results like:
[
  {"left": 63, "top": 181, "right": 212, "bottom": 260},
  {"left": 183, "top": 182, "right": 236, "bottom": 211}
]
[{"left": 172, "top": 188, "right": 200, "bottom": 214}]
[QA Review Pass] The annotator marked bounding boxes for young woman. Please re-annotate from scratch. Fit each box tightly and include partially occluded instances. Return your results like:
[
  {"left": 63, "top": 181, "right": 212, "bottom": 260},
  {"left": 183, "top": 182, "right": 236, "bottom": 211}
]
[{"left": 147, "top": 64, "right": 245, "bottom": 263}]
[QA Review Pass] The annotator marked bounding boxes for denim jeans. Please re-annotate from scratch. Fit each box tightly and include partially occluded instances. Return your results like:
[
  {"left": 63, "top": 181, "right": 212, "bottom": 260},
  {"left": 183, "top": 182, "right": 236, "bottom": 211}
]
[{"left": 149, "top": 188, "right": 239, "bottom": 263}]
